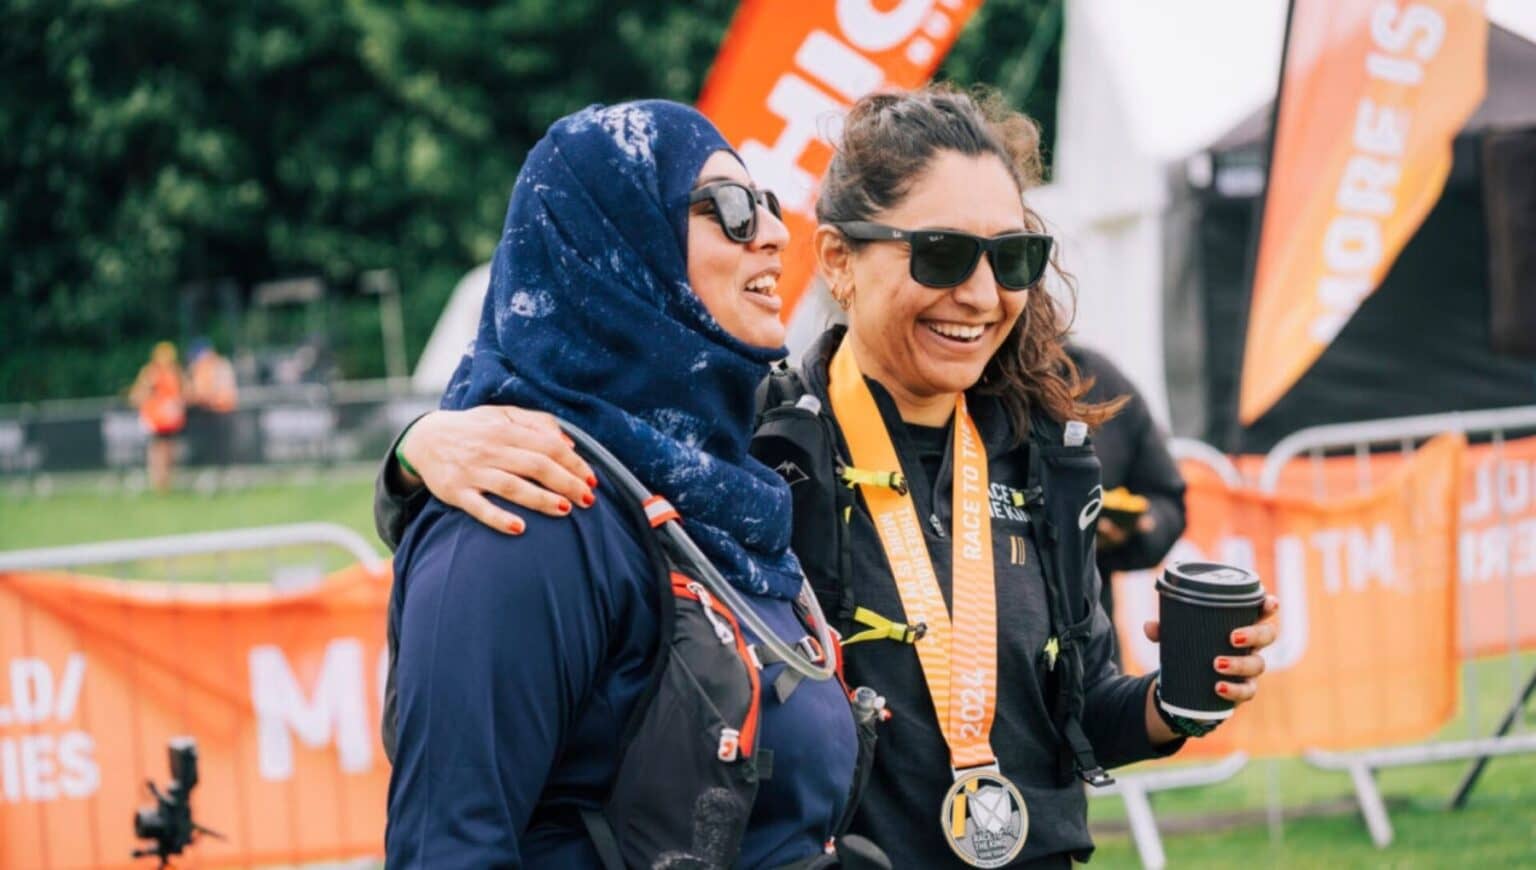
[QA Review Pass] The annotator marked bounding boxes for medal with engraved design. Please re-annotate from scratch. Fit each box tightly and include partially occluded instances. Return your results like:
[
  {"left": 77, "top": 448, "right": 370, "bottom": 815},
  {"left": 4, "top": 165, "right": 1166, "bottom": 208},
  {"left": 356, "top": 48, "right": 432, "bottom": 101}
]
[
  {"left": 829, "top": 343, "right": 1024, "bottom": 867},
  {"left": 941, "top": 767, "right": 1028, "bottom": 868}
]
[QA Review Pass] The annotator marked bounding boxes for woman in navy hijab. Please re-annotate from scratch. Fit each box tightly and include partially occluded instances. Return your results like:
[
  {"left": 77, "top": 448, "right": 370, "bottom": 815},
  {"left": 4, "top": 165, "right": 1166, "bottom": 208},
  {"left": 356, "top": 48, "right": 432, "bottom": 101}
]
[{"left": 384, "top": 101, "right": 859, "bottom": 867}]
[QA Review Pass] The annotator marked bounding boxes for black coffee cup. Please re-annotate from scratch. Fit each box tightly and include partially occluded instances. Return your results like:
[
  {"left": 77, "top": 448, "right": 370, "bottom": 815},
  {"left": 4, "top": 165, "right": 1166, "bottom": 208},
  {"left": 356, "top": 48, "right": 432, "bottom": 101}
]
[{"left": 1156, "top": 562, "right": 1266, "bottom": 721}]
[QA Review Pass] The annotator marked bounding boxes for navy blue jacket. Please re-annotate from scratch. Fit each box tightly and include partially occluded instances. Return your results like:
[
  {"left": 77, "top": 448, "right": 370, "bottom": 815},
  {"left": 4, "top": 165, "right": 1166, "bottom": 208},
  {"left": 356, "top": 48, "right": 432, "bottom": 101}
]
[{"left": 384, "top": 493, "right": 857, "bottom": 868}]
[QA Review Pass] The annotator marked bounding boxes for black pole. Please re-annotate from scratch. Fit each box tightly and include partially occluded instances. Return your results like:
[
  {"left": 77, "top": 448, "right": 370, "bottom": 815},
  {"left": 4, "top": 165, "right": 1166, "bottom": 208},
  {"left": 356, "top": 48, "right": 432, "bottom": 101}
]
[
  {"left": 1228, "top": 0, "right": 1298, "bottom": 454},
  {"left": 1448, "top": 665, "right": 1536, "bottom": 810}
]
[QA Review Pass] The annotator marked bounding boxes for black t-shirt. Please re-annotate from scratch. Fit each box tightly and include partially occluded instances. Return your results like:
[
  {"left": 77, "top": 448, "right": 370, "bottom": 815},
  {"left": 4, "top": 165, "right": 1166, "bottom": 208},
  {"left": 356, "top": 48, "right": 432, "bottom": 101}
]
[{"left": 904, "top": 420, "right": 950, "bottom": 496}]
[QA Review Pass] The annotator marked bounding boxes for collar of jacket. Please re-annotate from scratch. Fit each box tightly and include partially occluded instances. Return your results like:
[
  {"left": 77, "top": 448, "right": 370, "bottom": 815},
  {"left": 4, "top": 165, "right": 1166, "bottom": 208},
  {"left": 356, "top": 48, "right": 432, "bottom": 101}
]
[{"left": 800, "top": 325, "right": 1024, "bottom": 458}]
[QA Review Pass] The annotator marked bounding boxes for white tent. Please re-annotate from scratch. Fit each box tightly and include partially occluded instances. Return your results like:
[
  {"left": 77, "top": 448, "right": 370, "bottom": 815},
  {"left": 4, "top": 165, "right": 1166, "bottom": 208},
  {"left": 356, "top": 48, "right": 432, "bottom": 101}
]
[{"left": 412, "top": 262, "right": 489, "bottom": 393}]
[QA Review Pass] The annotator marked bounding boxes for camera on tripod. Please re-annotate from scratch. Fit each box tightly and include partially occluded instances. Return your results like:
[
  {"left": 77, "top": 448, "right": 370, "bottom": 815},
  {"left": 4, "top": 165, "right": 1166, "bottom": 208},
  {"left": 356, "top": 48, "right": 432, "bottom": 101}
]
[{"left": 133, "top": 737, "right": 220, "bottom": 867}]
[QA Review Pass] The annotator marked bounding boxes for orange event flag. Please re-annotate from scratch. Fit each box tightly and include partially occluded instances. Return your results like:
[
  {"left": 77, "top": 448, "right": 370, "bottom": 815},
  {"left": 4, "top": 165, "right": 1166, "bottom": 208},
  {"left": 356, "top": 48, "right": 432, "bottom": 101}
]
[
  {"left": 697, "top": 0, "right": 985, "bottom": 320},
  {"left": 1239, "top": 0, "right": 1487, "bottom": 425}
]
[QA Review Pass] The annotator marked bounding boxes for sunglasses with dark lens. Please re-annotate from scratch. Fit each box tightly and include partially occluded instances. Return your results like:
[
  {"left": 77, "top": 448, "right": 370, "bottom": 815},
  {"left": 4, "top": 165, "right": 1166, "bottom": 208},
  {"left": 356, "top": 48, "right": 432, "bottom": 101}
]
[
  {"left": 832, "top": 221, "right": 1053, "bottom": 291},
  {"left": 688, "top": 181, "right": 783, "bottom": 244}
]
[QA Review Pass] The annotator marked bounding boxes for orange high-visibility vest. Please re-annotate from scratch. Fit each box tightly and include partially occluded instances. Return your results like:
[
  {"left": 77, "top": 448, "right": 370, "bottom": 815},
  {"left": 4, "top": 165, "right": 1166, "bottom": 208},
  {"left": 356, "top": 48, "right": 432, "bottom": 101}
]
[{"left": 140, "top": 365, "right": 186, "bottom": 434}]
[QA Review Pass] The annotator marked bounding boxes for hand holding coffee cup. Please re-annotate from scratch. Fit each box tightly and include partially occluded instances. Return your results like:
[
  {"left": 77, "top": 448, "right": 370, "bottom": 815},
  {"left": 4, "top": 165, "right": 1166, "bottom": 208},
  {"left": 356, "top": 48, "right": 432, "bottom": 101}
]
[{"left": 1140, "top": 562, "right": 1281, "bottom": 725}]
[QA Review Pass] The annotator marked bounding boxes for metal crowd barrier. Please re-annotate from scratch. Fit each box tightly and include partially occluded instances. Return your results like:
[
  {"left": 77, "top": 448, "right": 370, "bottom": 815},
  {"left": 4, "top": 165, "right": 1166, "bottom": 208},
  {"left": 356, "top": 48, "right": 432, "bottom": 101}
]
[
  {"left": 1258, "top": 405, "right": 1536, "bottom": 848},
  {"left": 0, "top": 523, "right": 384, "bottom": 575},
  {"left": 0, "top": 378, "right": 438, "bottom": 481},
  {"left": 1092, "top": 751, "right": 1250, "bottom": 870}
]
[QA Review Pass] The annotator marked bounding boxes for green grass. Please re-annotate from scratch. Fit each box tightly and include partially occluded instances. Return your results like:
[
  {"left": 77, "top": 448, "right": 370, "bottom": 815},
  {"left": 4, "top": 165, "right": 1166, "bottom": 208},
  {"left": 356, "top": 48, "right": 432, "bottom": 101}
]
[
  {"left": 1090, "top": 791, "right": 1536, "bottom": 868},
  {"left": 0, "top": 473, "right": 381, "bottom": 580},
  {"left": 1087, "top": 651, "right": 1536, "bottom": 867},
  {"left": 3, "top": 479, "right": 1534, "bottom": 866}
]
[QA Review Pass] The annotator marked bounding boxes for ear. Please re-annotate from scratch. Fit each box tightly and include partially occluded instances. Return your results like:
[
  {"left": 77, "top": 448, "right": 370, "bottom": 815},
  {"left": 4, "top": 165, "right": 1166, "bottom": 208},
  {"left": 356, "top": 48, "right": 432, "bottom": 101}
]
[{"left": 814, "top": 224, "right": 855, "bottom": 295}]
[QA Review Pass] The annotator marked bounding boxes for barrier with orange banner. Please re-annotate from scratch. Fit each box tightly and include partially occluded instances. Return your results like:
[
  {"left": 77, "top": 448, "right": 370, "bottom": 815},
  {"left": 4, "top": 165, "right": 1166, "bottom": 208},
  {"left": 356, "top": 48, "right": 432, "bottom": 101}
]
[
  {"left": 1227, "top": 436, "right": 1536, "bottom": 657},
  {"left": 0, "top": 564, "right": 391, "bottom": 870},
  {"left": 1, "top": 432, "right": 1519, "bottom": 864},
  {"left": 698, "top": 0, "right": 984, "bottom": 319},
  {"left": 1113, "top": 434, "right": 1466, "bottom": 759},
  {"left": 1239, "top": 0, "right": 1487, "bottom": 423}
]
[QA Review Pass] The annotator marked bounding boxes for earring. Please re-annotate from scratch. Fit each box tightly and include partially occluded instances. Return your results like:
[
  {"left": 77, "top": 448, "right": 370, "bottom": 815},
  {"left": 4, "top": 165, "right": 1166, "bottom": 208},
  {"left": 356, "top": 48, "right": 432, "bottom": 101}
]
[{"left": 832, "top": 284, "right": 853, "bottom": 311}]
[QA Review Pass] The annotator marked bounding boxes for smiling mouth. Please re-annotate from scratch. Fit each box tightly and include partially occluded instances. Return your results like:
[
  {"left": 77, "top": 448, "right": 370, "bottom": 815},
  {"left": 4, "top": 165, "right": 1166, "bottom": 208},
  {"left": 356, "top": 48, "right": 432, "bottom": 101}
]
[
  {"left": 744, "top": 273, "right": 778, "bottom": 297},
  {"left": 923, "top": 320, "right": 990, "bottom": 343}
]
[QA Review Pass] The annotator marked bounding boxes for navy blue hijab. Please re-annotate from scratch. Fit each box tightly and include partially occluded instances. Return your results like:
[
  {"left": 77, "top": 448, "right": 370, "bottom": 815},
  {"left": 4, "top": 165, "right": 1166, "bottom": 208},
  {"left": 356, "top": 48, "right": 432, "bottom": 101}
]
[{"left": 443, "top": 101, "right": 803, "bottom": 600}]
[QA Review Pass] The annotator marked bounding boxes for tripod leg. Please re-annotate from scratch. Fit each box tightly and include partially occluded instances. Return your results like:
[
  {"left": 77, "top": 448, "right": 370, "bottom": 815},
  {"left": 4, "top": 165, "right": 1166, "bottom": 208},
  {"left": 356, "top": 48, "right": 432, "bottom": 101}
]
[{"left": 1449, "top": 665, "right": 1536, "bottom": 810}]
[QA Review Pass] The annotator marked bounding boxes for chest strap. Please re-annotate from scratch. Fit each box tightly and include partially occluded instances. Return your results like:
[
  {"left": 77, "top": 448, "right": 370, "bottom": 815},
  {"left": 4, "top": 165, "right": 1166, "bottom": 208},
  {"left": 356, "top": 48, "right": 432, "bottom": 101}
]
[
  {"left": 841, "top": 606, "right": 925, "bottom": 647},
  {"left": 752, "top": 635, "right": 829, "bottom": 703}
]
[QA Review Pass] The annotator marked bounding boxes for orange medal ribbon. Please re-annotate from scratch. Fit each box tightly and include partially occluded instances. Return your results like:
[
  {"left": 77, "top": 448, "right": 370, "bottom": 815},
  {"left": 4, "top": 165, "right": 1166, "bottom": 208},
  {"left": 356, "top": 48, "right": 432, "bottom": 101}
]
[{"left": 828, "top": 342, "right": 999, "bottom": 770}]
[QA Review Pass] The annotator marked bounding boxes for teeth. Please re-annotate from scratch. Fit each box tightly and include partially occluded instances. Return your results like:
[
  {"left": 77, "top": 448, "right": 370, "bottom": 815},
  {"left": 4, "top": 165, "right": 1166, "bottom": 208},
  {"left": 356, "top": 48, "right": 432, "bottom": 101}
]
[
  {"left": 926, "top": 321, "right": 986, "bottom": 341},
  {"left": 745, "top": 275, "right": 778, "bottom": 295}
]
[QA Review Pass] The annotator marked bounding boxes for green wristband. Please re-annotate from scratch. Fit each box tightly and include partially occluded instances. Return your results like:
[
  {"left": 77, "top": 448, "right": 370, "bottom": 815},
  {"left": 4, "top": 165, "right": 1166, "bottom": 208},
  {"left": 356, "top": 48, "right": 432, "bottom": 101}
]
[
  {"left": 395, "top": 424, "right": 421, "bottom": 478},
  {"left": 1154, "top": 682, "right": 1221, "bottom": 739}
]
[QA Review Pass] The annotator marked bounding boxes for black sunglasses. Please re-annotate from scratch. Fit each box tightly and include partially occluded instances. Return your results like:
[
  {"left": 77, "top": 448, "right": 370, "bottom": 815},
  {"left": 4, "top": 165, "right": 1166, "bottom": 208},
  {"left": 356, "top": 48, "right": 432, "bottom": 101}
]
[
  {"left": 689, "top": 181, "right": 783, "bottom": 244},
  {"left": 832, "top": 221, "right": 1053, "bottom": 291}
]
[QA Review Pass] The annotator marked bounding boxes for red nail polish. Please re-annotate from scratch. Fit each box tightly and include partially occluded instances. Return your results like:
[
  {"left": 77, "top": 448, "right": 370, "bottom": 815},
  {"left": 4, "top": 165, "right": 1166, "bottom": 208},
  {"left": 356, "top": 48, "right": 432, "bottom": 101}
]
[
  {"left": 1215, "top": 657, "right": 1230, "bottom": 672},
  {"left": 1232, "top": 631, "right": 1248, "bottom": 646},
  {"left": 586, "top": 474, "right": 599, "bottom": 488},
  {"left": 507, "top": 520, "right": 525, "bottom": 535},
  {"left": 557, "top": 500, "right": 571, "bottom": 514},
  {"left": 1216, "top": 683, "right": 1229, "bottom": 696},
  {"left": 581, "top": 493, "right": 595, "bottom": 508}
]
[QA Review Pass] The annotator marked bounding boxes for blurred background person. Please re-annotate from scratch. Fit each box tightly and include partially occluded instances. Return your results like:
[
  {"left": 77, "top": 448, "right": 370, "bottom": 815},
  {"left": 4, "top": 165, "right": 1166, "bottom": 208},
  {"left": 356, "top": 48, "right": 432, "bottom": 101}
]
[
  {"left": 128, "top": 341, "right": 188, "bottom": 493},
  {"left": 187, "top": 338, "right": 240, "bottom": 487},
  {"left": 1068, "top": 344, "right": 1186, "bottom": 648}
]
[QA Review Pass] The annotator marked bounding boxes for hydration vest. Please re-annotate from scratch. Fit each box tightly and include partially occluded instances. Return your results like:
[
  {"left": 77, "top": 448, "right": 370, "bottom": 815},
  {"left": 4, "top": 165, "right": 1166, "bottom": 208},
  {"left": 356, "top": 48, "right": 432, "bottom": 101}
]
[
  {"left": 561, "top": 424, "right": 883, "bottom": 869},
  {"left": 750, "top": 361, "right": 1112, "bottom": 788},
  {"left": 380, "top": 421, "right": 883, "bottom": 869}
]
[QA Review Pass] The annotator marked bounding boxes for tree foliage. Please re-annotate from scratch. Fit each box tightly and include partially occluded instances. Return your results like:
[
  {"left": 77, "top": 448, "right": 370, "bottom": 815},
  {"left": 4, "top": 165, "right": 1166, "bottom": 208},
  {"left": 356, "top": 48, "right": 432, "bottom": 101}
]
[{"left": 1, "top": 0, "right": 1059, "bottom": 402}]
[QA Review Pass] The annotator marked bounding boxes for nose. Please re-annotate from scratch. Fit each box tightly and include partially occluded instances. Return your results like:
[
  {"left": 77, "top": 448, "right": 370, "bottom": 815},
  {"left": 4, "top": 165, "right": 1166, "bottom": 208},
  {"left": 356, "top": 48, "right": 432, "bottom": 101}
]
[
  {"left": 749, "top": 201, "right": 790, "bottom": 253},
  {"left": 950, "top": 252, "right": 1002, "bottom": 310}
]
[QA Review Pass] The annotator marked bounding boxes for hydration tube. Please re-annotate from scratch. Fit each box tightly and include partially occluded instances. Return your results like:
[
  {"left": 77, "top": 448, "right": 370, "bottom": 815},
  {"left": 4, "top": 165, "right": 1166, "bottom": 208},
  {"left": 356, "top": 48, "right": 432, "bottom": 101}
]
[{"left": 558, "top": 419, "right": 838, "bottom": 683}]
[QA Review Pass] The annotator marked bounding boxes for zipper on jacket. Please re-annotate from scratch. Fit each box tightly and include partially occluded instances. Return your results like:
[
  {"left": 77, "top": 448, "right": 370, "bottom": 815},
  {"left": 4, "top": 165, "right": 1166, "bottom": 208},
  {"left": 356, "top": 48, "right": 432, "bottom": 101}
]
[{"left": 687, "top": 581, "right": 736, "bottom": 646}]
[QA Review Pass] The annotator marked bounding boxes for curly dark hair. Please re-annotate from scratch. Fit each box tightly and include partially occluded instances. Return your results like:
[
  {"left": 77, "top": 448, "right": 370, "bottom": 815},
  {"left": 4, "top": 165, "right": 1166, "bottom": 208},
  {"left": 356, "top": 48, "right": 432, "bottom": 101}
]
[{"left": 816, "top": 83, "right": 1124, "bottom": 438}]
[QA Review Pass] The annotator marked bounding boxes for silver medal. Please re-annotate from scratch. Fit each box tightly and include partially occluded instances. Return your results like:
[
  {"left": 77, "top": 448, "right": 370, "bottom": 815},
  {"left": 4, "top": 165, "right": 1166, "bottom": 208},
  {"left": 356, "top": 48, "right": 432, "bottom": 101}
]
[{"left": 939, "top": 768, "right": 1028, "bottom": 868}]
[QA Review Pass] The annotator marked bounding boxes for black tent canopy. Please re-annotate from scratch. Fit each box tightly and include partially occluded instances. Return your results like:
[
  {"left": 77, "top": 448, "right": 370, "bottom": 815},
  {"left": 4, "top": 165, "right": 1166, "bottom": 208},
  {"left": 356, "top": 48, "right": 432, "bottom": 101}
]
[{"left": 1169, "top": 23, "right": 1536, "bottom": 452}]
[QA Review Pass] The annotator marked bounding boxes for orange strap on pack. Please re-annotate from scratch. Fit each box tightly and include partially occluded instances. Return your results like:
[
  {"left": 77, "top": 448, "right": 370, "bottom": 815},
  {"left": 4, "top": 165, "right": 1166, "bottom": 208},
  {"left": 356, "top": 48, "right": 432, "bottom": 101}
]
[
  {"left": 643, "top": 496, "right": 680, "bottom": 527},
  {"left": 827, "top": 342, "right": 999, "bottom": 770}
]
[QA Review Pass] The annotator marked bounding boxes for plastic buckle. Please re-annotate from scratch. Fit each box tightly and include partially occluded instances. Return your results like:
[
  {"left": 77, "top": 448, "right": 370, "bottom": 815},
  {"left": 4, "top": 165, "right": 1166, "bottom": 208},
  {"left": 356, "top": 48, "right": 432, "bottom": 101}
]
[
  {"left": 1079, "top": 766, "right": 1115, "bottom": 788},
  {"left": 796, "top": 635, "right": 825, "bottom": 665}
]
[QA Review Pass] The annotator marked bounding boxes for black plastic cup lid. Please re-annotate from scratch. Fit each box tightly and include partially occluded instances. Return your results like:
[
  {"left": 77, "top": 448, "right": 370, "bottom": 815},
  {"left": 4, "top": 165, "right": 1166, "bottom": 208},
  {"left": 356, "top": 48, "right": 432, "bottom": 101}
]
[{"left": 1158, "top": 561, "right": 1265, "bottom": 606}]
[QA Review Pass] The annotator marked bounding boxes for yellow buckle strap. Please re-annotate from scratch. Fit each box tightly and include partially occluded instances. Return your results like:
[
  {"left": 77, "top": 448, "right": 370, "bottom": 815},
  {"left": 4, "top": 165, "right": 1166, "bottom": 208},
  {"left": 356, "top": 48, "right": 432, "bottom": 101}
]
[
  {"left": 842, "top": 606, "right": 925, "bottom": 647},
  {"left": 840, "top": 465, "right": 909, "bottom": 496}
]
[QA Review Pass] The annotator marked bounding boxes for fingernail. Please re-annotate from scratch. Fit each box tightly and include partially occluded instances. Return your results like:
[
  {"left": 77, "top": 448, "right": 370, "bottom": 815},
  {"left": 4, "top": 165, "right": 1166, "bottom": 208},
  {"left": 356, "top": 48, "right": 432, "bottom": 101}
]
[
  {"left": 586, "top": 474, "right": 598, "bottom": 488},
  {"left": 580, "top": 492, "right": 595, "bottom": 508},
  {"left": 557, "top": 499, "right": 571, "bottom": 514},
  {"left": 507, "top": 520, "right": 525, "bottom": 535},
  {"left": 1215, "top": 657, "right": 1230, "bottom": 672},
  {"left": 1215, "top": 683, "right": 1229, "bottom": 696},
  {"left": 1232, "top": 630, "right": 1248, "bottom": 646}
]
